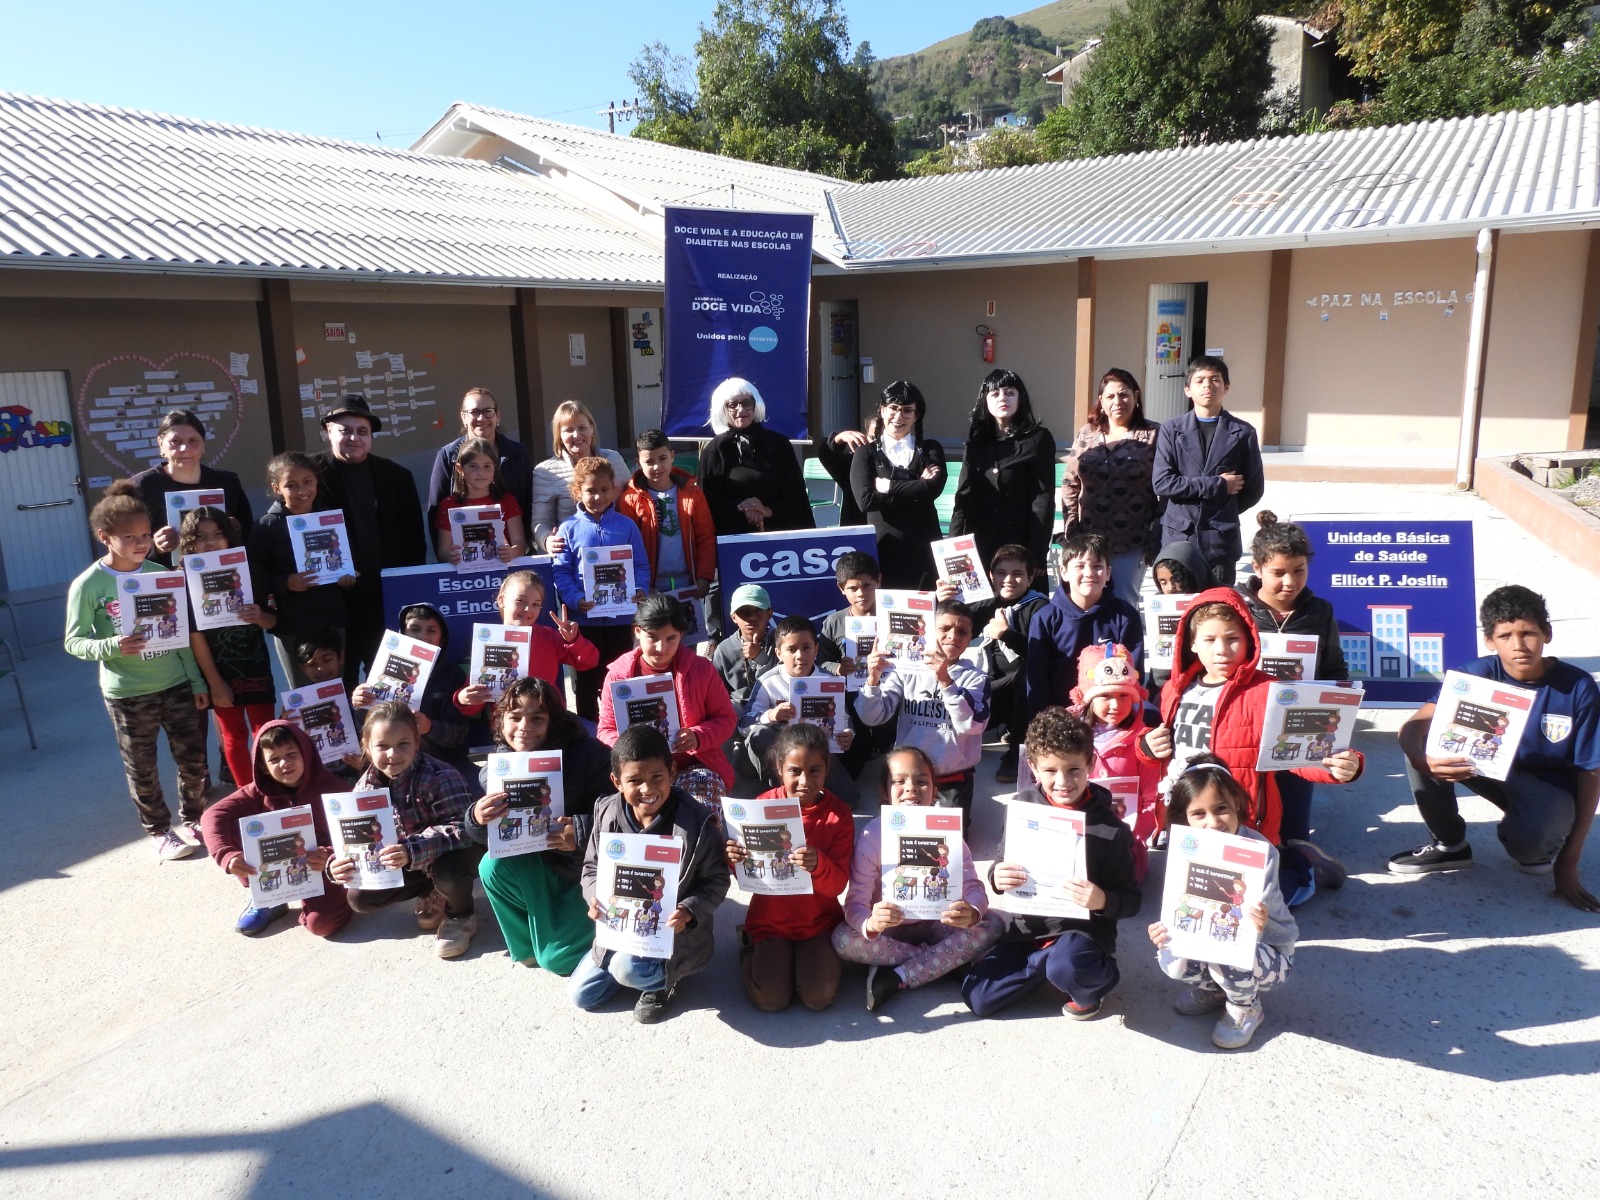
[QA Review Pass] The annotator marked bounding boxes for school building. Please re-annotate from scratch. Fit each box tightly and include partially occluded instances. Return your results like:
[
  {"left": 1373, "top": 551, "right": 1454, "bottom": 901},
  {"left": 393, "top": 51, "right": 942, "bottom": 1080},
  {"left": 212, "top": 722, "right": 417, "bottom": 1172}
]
[{"left": 3, "top": 91, "right": 1599, "bottom": 633}]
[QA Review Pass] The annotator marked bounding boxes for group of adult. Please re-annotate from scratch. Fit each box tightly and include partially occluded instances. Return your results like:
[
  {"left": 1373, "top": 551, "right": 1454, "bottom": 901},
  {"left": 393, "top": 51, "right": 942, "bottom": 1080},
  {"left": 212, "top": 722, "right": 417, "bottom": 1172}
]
[{"left": 130, "top": 360, "right": 1225, "bottom": 676}]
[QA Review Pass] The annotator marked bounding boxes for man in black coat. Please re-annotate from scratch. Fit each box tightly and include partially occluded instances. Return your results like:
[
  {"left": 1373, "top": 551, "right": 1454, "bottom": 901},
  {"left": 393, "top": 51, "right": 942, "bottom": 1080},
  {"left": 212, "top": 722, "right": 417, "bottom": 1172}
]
[{"left": 313, "top": 396, "right": 427, "bottom": 685}]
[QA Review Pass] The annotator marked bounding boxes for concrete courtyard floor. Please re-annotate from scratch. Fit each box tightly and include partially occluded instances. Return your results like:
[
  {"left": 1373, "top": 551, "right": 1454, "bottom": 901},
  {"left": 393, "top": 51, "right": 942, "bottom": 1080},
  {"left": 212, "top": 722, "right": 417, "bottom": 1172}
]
[{"left": 1, "top": 481, "right": 1597, "bottom": 1199}]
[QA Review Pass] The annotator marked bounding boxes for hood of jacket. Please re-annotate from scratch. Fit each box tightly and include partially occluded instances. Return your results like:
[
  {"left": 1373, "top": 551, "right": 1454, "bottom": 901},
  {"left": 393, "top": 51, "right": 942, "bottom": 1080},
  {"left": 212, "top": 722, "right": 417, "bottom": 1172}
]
[
  {"left": 1152, "top": 539, "right": 1212, "bottom": 593},
  {"left": 250, "top": 718, "right": 345, "bottom": 804},
  {"left": 395, "top": 601, "right": 450, "bottom": 656},
  {"left": 1171, "top": 587, "right": 1261, "bottom": 681}
]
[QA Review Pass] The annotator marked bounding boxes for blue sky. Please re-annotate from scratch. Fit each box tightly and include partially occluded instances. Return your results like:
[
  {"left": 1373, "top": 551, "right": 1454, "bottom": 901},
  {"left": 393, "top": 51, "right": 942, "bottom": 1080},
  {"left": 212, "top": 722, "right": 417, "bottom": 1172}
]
[{"left": 2, "top": 0, "right": 1006, "bottom": 144}]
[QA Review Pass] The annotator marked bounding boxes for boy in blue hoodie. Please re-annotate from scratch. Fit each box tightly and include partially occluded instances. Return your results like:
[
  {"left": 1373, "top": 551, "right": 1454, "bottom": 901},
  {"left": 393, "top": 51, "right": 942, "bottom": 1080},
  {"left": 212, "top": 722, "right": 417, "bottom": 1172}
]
[{"left": 1026, "top": 532, "right": 1142, "bottom": 723}]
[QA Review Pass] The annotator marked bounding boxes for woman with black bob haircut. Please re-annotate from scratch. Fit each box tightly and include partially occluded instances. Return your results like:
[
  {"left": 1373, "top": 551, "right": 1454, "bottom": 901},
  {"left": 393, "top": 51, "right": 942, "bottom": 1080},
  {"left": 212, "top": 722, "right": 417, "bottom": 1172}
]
[
  {"left": 132, "top": 408, "right": 254, "bottom": 567},
  {"left": 849, "top": 380, "right": 948, "bottom": 589},
  {"left": 949, "top": 368, "right": 1057, "bottom": 571}
]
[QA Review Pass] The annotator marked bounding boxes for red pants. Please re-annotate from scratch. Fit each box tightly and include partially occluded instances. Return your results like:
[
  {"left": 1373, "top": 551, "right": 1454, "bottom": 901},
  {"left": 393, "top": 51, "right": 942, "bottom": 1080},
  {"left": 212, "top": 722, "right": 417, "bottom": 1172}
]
[{"left": 212, "top": 703, "right": 276, "bottom": 786}]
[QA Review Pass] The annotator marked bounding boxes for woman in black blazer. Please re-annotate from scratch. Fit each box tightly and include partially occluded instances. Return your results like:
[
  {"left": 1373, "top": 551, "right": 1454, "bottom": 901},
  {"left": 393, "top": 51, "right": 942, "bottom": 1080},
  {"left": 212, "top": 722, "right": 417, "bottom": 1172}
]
[
  {"left": 949, "top": 368, "right": 1057, "bottom": 571},
  {"left": 849, "top": 381, "right": 947, "bottom": 590}
]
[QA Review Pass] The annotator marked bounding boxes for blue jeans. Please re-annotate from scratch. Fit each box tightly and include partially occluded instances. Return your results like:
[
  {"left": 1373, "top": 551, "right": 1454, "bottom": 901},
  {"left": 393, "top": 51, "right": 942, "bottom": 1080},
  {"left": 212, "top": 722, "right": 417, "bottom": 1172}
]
[
  {"left": 568, "top": 950, "right": 668, "bottom": 1009},
  {"left": 1108, "top": 549, "right": 1147, "bottom": 612},
  {"left": 963, "top": 931, "right": 1120, "bottom": 1016}
]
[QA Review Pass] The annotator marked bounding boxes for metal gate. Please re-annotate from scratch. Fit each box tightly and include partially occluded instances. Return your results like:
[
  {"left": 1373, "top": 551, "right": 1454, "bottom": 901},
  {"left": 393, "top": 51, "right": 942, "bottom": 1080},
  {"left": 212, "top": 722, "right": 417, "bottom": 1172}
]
[{"left": 0, "top": 372, "right": 90, "bottom": 591}]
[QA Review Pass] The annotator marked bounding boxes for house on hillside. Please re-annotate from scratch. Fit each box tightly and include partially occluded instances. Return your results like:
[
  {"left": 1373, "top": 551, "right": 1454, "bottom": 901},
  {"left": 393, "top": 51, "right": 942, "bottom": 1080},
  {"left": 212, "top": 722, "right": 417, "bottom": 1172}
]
[{"left": 1045, "top": 16, "right": 1338, "bottom": 117}]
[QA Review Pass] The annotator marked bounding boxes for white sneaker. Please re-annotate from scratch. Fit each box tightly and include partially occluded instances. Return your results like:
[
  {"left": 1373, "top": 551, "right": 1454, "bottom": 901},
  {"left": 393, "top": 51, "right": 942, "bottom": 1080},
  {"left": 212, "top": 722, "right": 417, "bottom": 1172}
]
[
  {"left": 1212, "top": 1001, "right": 1264, "bottom": 1049},
  {"left": 1174, "top": 985, "right": 1226, "bottom": 1016},
  {"left": 152, "top": 829, "right": 196, "bottom": 862},
  {"left": 435, "top": 912, "right": 477, "bottom": 959}
]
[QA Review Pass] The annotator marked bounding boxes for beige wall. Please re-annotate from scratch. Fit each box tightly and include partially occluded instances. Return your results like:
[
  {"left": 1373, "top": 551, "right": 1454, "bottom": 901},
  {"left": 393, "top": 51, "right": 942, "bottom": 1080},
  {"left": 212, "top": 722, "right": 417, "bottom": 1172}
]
[
  {"left": 1096, "top": 252, "right": 1274, "bottom": 429},
  {"left": 1480, "top": 230, "right": 1589, "bottom": 455},
  {"left": 537, "top": 306, "right": 621, "bottom": 455},
  {"left": 815, "top": 263, "right": 1077, "bottom": 443},
  {"left": 0, "top": 294, "right": 272, "bottom": 508}
]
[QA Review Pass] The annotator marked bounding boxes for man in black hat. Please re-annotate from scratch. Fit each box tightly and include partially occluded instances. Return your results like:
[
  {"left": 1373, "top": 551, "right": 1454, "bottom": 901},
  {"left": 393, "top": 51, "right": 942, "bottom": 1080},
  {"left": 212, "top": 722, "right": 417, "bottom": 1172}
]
[{"left": 314, "top": 396, "right": 427, "bottom": 685}]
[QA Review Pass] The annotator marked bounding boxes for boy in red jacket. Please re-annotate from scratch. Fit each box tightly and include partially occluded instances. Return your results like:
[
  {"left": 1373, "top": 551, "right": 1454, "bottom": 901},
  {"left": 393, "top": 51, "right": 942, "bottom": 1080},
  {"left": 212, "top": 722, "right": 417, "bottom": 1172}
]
[
  {"left": 201, "top": 720, "right": 352, "bottom": 938},
  {"left": 618, "top": 429, "right": 716, "bottom": 596},
  {"left": 726, "top": 723, "right": 854, "bottom": 1011},
  {"left": 1138, "top": 588, "right": 1361, "bottom": 905}
]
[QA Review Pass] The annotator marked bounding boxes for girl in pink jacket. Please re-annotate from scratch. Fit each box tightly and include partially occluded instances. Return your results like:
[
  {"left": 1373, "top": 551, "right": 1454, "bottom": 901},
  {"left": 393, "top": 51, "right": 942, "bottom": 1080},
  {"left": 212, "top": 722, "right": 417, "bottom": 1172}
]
[
  {"left": 1069, "top": 641, "right": 1163, "bottom": 880},
  {"left": 596, "top": 592, "right": 738, "bottom": 790}
]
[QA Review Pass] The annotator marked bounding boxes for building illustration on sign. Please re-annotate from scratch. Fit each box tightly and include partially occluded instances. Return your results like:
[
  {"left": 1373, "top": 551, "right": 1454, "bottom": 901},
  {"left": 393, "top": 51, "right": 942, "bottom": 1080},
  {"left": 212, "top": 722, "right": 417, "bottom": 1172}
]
[{"left": 1337, "top": 604, "right": 1445, "bottom": 680}]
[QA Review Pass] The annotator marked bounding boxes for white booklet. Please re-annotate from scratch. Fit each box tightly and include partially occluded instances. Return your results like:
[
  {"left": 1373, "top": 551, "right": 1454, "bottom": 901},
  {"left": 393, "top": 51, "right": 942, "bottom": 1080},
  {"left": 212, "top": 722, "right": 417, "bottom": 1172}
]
[
  {"left": 163, "top": 487, "right": 227, "bottom": 535},
  {"left": 998, "top": 797, "right": 1089, "bottom": 918},
  {"left": 485, "top": 750, "right": 564, "bottom": 858},
  {"left": 841, "top": 615, "right": 877, "bottom": 692},
  {"left": 287, "top": 510, "right": 353, "bottom": 585},
  {"left": 362, "top": 630, "right": 439, "bottom": 711},
  {"left": 594, "top": 832, "right": 681, "bottom": 959},
  {"left": 449, "top": 505, "right": 506, "bottom": 573},
  {"left": 280, "top": 680, "right": 358, "bottom": 766},
  {"left": 1099, "top": 776, "right": 1142, "bottom": 831},
  {"left": 609, "top": 673, "right": 680, "bottom": 741},
  {"left": 1160, "top": 825, "right": 1268, "bottom": 970},
  {"left": 722, "top": 797, "right": 813, "bottom": 896},
  {"left": 1256, "top": 683, "right": 1364, "bottom": 771},
  {"left": 673, "top": 587, "right": 710, "bottom": 647},
  {"left": 322, "top": 789, "right": 404, "bottom": 890},
  {"left": 240, "top": 804, "right": 325, "bottom": 907},
  {"left": 1143, "top": 593, "right": 1198, "bottom": 672},
  {"left": 118, "top": 570, "right": 190, "bottom": 654},
  {"left": 876, "top": 590, "right": 936, "bottom": 672},
  {"left": 1424, "top": 670, "right": 1536, "bottom": 782},
  {"left": 182, "top": 548, "right": 254, "bottom": 630},
  {"left": 1258, "top": 633, "right": 1320, "bottom": 682},
  {"left": 879, "top": 805, "right": 964, "bottom": 920},
  {"left": 580, "top": 545, "right": 636, "bottom": 618},
  {"left": 930, "top": 534, "right": 994, "bottom": 603},
  {"left": 790, "top": 674, "right": 847, "bottom": 752},
  {"left": 469, "top": 624, "right": 531, "bottom": 703}
]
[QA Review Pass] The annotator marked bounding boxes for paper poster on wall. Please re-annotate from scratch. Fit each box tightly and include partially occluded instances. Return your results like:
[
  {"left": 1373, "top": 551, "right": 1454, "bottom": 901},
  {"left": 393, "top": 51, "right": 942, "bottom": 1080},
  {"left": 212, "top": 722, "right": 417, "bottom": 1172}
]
[
  {"left": 303, "top": 348, "right": 435, "bottom": 440},
  {"left": 76, "top": 352, "right": 252, "bottom": 476}
]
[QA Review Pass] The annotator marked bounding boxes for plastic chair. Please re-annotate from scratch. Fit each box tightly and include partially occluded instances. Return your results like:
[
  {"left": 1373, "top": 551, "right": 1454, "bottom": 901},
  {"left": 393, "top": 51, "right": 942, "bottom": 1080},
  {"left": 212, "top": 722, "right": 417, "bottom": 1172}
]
[
  {"left": 0, "top": 597, "right": 22, "bottom": 659},
  {"left": 0, "top": 641, "right": 36, "bottom": 749}
]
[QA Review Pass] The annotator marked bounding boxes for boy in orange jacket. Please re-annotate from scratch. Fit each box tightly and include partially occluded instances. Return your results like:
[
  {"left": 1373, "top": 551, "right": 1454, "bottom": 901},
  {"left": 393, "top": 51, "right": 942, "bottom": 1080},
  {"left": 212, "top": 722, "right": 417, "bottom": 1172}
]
[{"left": 618, "top": 429, "right": 716, "bottom": 597}]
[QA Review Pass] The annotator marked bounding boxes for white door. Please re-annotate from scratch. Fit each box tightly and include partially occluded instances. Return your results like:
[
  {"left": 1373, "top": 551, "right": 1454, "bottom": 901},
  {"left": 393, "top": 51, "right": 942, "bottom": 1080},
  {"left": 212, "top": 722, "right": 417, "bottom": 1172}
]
[
  {"left": 626, "top": 308, "right": 664, "bottom": 436},
  {"left": 0, "top": 372, "right": 90, "bottom": 591},
  {"left": 1144, "top": 284, "right": 1195, "bottom": 422},
  {"left": 819, "top": 300, "right": 860, "bottom": 434}
]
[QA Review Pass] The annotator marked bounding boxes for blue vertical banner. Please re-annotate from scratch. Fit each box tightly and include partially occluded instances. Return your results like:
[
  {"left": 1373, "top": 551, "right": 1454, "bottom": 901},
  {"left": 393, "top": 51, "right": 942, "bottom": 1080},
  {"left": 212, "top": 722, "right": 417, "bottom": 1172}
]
[
  {"left": 662, "top": 205, "right": 813, "bottom": 440},
  {"left": 1298, "top": 520, "right": 1477, "bottom": 703}
]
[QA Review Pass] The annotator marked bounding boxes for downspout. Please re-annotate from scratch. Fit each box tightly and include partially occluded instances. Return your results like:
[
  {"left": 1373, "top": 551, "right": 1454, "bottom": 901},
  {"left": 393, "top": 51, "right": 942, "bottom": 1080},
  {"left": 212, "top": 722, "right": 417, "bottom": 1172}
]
[{"left": 1456, "top": 227, "right": 1498, "bottom": 490}]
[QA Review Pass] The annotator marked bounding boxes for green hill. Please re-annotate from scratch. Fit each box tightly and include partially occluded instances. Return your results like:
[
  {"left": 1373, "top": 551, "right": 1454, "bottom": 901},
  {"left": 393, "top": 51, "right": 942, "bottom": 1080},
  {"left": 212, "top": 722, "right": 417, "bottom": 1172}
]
[{"left": 871, "top": 2, "right": 1117, "bottom": 157}]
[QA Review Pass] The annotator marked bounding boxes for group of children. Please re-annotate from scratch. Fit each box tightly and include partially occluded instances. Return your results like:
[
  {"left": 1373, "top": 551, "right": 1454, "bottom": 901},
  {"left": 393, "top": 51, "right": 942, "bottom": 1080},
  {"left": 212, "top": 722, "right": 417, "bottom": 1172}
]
[{"left": 65, "top": 401, "right": 1600, "bottom": 1042}]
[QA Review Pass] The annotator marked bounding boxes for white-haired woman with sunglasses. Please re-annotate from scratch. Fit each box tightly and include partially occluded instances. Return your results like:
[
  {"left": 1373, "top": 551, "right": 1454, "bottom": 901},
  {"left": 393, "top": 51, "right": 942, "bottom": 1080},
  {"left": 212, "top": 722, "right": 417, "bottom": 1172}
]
[{"left": 696, "top": 377, "right": 814, "bottom": 537}]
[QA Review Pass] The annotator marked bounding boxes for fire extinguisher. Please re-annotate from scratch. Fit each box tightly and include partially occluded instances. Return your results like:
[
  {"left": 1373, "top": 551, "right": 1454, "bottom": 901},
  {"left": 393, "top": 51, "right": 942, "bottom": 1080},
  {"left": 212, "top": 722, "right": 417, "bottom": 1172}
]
[{"left": 976, "top": 324, "right": 996, "bottom": 363}]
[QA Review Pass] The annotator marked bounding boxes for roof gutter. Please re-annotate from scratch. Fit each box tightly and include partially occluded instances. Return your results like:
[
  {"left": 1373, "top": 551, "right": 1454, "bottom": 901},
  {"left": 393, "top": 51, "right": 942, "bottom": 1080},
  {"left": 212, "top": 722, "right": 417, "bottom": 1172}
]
[{"left": 0, "top": 258, "right": 666, "bottom": 291}]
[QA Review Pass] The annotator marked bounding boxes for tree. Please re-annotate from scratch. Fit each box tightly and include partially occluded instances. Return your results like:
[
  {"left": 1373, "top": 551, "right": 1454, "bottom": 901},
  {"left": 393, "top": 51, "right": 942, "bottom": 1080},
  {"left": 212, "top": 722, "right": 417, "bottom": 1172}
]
[
  {"left": 628, "top": 0, "right": 897, "bottom": 182},
  {"left": 903, "top": 126, "right": 1047, "bottom": 176},
  {"left": 1036, "top": 0, "right": 1274, "bottom": 160}
]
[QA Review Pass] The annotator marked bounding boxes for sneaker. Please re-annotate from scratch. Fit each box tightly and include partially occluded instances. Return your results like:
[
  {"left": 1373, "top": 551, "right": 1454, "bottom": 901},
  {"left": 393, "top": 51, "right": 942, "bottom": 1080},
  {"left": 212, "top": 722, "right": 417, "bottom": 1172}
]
[
  {"left": 1212, "top": 1001, "right": 1265, "bottom": 1049},
  {"left": 183, "top": 821, "right": 206, "bottom": 848},
  {"left": 995, "top": 745, "right": 1019, "bottom": 785},
  {"left": 235, "top": 902, "right": 289, "bottom": 937},
  {"left": 634, "top": 987, "right": 676, "bottom": 1023},
  {"left": 435, "top": 912, "right": 477, "bottom": 959},
  {"left": 1173, "top": 985, "right": 1226, "bottom": 1016},
  {"left": 1514, "top": 858, "right": 1555, "bottom": 876},
  {"left": 1062, "top": 998, "right": 1103, "bottom": 1020},
  {"left": 866, "top": 965, "right": 901, "bottom": 1012},
  {"left": 1388, "top": 840, "right": 1473, "bottom": 874},
  {"left": 152, "top": 829, "right": 196, "bottom": 862},
  {"left": 1287, "top": 839, "right": 1347, "bottom": 890},
  {"left": 415, "top": 890, "right": 446, "bottom": 932}
]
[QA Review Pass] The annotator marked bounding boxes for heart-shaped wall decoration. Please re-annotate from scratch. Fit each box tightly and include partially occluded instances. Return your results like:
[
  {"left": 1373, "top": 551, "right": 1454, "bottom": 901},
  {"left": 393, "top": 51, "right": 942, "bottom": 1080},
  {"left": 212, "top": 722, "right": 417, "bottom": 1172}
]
[{"left": 76, "top": 352, "right": 246, "bottom": 475}]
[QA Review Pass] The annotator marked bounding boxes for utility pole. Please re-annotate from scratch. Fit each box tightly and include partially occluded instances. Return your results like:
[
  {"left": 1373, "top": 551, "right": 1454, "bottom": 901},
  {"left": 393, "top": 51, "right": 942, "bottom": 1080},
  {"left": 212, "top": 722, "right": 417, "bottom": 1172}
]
[{"left": 596, "top": 99, "right": 644, "bottom": 134}]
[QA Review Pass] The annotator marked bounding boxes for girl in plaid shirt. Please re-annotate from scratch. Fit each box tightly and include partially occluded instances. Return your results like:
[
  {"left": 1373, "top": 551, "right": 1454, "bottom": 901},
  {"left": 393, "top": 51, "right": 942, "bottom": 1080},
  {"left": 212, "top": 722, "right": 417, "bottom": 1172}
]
[{"left": 327, "top": 700, "right": 481, "bottom": 958}]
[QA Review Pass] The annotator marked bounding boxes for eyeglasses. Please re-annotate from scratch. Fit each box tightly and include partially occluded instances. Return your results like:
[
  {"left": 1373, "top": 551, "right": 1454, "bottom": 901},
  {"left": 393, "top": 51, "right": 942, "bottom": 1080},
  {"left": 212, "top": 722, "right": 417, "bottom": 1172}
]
[
  {"left": 881, "top": 402, "right": 917, "bottom": 414},
  {"left": 462, "top": 407, "right": 497, "bottom": 419},
  {"left": 726, "top": 399, "right": 756, "bottom": 411},
  {"left": 332, "top": 424, "right": 372, "bottom": 439}
]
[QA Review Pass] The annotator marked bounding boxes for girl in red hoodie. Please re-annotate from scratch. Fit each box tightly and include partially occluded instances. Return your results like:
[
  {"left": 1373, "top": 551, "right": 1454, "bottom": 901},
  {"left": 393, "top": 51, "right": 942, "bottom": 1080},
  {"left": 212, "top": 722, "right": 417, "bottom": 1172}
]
[
  {"left": 455, "top": 570, "right": 597, "bottom": 716},
  {"left": 726, "top": 723, "right": 854, "bottom": 1011},
  {"left": 201, "top": 720, "right": 353, "bottom": 938},
  {"left": 1137, "top": 588, "right": 1362, "bottom": 904}
]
